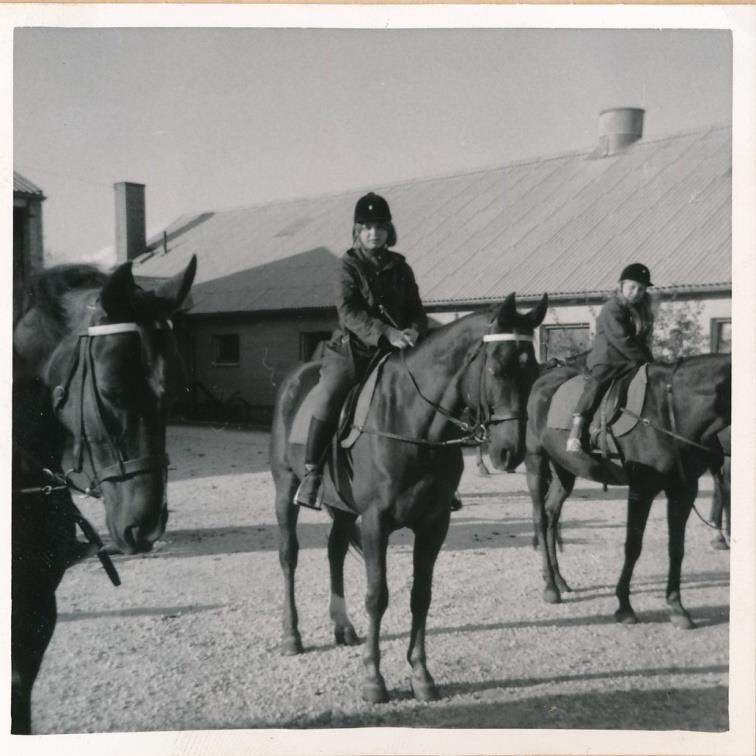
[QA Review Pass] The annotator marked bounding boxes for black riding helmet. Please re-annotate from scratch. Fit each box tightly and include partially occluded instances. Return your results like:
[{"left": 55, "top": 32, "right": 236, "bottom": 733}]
[
  {"left": 354, "top": 192, "right": 392, "bottom": 224},
  {"left": 620, "top": 263, "right": 653, "bottom": 287}
]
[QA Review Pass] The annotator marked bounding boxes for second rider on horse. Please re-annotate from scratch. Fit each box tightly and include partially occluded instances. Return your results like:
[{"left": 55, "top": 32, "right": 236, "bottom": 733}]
[{"left": 566, "top": 262, "right": 655, "bottom": 453}]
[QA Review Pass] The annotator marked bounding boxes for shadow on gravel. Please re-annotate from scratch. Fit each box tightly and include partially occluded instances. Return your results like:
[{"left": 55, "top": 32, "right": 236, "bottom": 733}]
[
  {"left": 57, "top": 603, "right": 226, "bottom": 622},
  {"left": 274, "top": 683, "right": 727, "bottom": 730},
  {"left": 371, "top": 603, "right": 730, "bottom": 641}
]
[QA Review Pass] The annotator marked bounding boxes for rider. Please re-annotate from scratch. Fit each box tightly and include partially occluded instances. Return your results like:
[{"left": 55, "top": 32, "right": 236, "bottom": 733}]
[
  {"left": 294, "top": 192, "right": 463, "bottom": 511},
  {"left": 566, "top": 263, "right": 655, "bottom": 453}
]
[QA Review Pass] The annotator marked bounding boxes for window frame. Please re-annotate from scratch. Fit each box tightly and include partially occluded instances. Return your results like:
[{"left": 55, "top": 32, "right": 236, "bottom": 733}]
[
  {"left": 710, "top": 317, "right": 732, "bottom": 354},
  {"left": 539, "top": 323, "right": 591, "bottom": 363},
  {"left": 212, "top": 333, "right": 241, "bottom": 367}
]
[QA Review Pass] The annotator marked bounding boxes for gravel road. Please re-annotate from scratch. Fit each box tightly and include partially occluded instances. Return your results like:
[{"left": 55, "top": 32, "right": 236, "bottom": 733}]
[{"left": 28, "top": 424, "right": 732, "bottom": 747}]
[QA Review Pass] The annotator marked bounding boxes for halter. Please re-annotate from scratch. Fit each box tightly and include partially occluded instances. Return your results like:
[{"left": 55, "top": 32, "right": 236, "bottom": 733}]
[{"left": 53, "top": 317, "right": 173, "bottom": 496}]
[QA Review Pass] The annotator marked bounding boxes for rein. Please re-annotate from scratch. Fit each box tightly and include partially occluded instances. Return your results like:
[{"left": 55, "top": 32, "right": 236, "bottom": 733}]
[
  {"left": 13, "top": 453, "right": 121, "bottom": 586},
  {"left": 352, "top": 327, "right": 534, "bottom": 448}
]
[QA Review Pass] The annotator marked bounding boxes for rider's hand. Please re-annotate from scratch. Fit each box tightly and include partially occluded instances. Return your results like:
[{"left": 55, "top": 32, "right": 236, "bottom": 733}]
[{"left": 387, "top": 327, "right": 417, "bottom": 349}]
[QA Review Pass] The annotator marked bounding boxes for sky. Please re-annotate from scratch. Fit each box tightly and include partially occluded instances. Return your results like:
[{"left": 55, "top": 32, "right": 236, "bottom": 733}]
[{"left": 14, "top": 25, "right": 732, "bottom": 267}]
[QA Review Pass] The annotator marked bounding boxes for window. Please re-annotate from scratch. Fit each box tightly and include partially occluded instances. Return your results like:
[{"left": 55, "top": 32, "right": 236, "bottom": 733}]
[
  {"left": 212, "top": 334, "right": 240, "bottom": 366},
  {"left": 540, "top": 324, "right": 590, "bottom": 362},
  {"left": 300, "top": 331, "right": 332, "bottom": 362},
  {"left": 711, "top": 319, "right": 731, "bottom": 353}
]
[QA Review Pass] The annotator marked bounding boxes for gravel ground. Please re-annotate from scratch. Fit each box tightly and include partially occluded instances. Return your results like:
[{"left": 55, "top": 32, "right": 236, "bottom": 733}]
[{"left": 25, "top": 424, "right": 737, "bottom": 751}]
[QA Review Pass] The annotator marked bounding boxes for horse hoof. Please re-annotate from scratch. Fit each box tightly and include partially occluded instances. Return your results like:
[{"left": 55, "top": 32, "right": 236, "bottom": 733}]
[
  {"left": 543, "top": 587, "right": 562, "bottom": 604},
  {"left": 670, "top": 613, "right": 696, "bottom": 630},
  {"left": 334, "top": 626, "right": 361, "bottom": 646},
  {"left": 711, "top": 537, "right": 730, "bottom": 551},
  {"left": 280, "top": 635, "right": 304, "bottom": 655},
  {"left": 411, "top": 678, "right": 439, "bottom": 702},
  {"left": 362, "top": 680, "right": 389, "bottom": 704},
  {"left": 615, "top": 609, "right": 638, "bottom": 625},
  {"left": 555, "top": 578, "right": 572, "bottom": 593}
]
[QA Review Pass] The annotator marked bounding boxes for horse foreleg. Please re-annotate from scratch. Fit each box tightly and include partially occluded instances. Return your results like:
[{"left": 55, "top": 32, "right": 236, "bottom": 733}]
[
  {"left": 360, "top": 506, "right": 390, "bottom": 703},
  {"left": 615, "top": 482, "right": 656, "bottom": 624},
  {"left": 328, "top": 511, "right": 360, "bottom": 646},
  {"left": 526, "top": 451, "right": 561, "bottom": 603},
  {"left": 275, "top": 475, "right": 303, "bottom": 655},
  {"left": 11, "top": 589, "right": 56, "bottom": 734},
  {"left": 664, "top": 483, "right": 697, "bottom": 630},
  {"left": 407, "top": 507, "right": 450, "bottom": 702}
]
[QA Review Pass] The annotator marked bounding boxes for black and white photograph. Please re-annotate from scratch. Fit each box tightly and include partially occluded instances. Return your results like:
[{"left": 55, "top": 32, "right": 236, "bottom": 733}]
[{"left": 6, "top": 4, "right": 755, "bottom": 754}]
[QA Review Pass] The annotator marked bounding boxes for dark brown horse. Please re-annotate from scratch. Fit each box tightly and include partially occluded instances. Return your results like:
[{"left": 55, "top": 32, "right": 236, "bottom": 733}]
[
  {"left": 271, "top": 293, "right": 547, "bottom": 703},
  {"left": 526, "top": 354, "right": 731, "bottom": 629},
  {"left": 11, "top": 256, "right": 196, "bottom": 734},
  {"left": 708, "top": 426, "right": 731, "bottom": 550}
]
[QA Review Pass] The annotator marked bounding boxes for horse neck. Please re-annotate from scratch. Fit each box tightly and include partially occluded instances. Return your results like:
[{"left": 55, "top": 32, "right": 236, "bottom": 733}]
[
  {"left": 648, "top": 355, "right": 731, "bottom": 445},
  {"left": 382, "top": 315, "right": 486, "bottom": 440},
  {"left": 16, "top": 289, "right": 96, "bottom": 386}
]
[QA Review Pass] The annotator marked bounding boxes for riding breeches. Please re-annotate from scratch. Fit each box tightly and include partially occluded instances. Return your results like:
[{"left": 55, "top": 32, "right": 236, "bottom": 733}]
[{"left": 573, "top": 363, "right": 636, "bottom": 418}]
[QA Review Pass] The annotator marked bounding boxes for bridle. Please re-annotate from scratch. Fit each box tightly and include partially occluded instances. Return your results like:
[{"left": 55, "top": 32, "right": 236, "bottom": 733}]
[
  {"left": 353, "top": 325, "right": 535, "bottom": 448},
  {"left": 52, "top": 317, "right": 173, "bottom": 496}
]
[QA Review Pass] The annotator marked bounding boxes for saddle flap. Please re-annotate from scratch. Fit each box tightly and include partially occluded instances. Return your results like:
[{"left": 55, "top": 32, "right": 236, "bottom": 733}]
[
  {"left": 339, "top": 352, "right": 392, "bottom": 449},
  {"left": 546, "top": 364, "right": 648, "bottom": 439}
]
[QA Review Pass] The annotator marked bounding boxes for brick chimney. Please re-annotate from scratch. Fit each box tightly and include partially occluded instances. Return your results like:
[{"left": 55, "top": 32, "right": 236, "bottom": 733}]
[
  {"left": 114, "top": 181, "right": 146, "bottom": 263},
  {"left": 596, "top": 107, "right": 644, "bottom": 157}
]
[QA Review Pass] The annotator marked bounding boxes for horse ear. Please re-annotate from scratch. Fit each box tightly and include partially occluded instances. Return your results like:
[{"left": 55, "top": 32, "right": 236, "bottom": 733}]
[
  {"left": 153, "top": 255, "right": 197, "bottom": 313},
  {"left": 100, "top": 261, "right": 136, "bottom": 320},
  {"left": 494, "top": 292, "right": 517, "bottom": 328},
  {"left": 526, "top": 293, "right": 549, "bottom": 328}
]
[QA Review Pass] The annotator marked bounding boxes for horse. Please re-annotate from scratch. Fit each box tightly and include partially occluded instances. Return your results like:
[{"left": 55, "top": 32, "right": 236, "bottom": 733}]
[
  {"left": 270, "top": 293, "right": 548, "bottom": 703},
  {"left": 11, "top": 256, "right": 196, "bottom": 734},
  {"left": 708, "top": 426, "right": 731, "bottom": 550},
  {"left": 526, "top": 354, "right": 731, "bottom": 629}
]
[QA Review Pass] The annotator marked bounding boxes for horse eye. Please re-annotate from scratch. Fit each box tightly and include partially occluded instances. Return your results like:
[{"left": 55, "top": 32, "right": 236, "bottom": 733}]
[{"left": 101, "top": 387, "right": 127, "bottom": 406}]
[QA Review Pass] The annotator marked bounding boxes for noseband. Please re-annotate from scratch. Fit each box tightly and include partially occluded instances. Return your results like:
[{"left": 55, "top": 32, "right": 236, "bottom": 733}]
[{"left": 53, "top": 318, "right": 172, "bottom": 495}]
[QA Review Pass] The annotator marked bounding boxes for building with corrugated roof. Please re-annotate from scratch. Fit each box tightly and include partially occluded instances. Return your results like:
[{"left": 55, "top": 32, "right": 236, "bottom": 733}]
[
  {"left": 13, "top": 171, "right": 46, "bottom": 322},
  {"left": 129, "top": 109, "right": 732, "bottom": 423}
]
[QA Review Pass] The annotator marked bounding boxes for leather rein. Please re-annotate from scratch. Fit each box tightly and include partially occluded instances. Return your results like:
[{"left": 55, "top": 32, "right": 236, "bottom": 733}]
[{"left": 351, "top": 327, "right": 535, "bottom": 448}]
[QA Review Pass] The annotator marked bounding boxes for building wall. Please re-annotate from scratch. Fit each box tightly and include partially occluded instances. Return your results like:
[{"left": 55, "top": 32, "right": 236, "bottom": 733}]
[
  {"left": 13, "top": 195, "right": 45, "bottom": 321},
  {"left": 189, "top": 312, "right": 337, "bottom": 422},
  {"left": 184, "top": 292, "right": 730, "bottom": 424}
]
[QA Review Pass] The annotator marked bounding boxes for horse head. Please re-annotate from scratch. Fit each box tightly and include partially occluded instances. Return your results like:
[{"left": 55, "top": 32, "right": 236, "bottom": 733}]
[
  {"left": 49, "top": 256, "right": 197, "bottom": 554},
  {"left": 463, "top": 292, "right": 548, "bottom": 472}
]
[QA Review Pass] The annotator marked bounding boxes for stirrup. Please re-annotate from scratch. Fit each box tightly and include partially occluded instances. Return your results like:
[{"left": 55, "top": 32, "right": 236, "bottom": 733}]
[{"left": 293, "top": 468, "right": 323, "bottom": 510}]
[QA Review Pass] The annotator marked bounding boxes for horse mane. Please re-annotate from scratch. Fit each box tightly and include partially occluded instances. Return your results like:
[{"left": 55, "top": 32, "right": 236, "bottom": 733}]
[{"left": 20, "top": 264, "right": 108, "bottom": 333}]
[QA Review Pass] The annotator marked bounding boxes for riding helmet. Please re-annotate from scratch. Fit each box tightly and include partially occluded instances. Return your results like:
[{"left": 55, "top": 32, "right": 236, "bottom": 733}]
[
  {"left": 354, "top": 192, "right": 392, "bottom": 224},
  {"left": 620, "top": 263, "right": 653, "bottom": 287}
]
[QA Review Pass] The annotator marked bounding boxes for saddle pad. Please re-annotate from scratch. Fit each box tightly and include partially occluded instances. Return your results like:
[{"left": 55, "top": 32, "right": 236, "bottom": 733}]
[
  {"left": 340, "top": 352, "right": 392, "bottom": 449},
  {"left": 289, "top": 381, "right": 323, "bottom": 447},
  {"left": 546, "top": 374, "right": 587, "bottom": 430},
  {"left": 546, "top": 364, "right": 648, "bottom": 437}
]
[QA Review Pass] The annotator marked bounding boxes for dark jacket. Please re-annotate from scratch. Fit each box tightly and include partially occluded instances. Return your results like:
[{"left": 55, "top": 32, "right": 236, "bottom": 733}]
[
  {"left": 586, "top": 294, "right": 654, "bottom": 371},
  {"left": 332, "top": 248, "right": 428, "bottom": 358}
]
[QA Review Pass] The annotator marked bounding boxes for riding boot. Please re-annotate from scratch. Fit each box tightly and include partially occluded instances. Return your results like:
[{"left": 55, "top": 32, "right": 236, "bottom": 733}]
[
  {"left": 293, "top": 417, "right": 335, "bottom": 510},
  {"left": 566, "top": 414, "right": 587, "bottom": 453}
]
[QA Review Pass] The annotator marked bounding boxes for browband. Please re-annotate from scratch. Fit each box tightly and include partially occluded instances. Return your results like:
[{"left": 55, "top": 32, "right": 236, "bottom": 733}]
[
  {"left": 86, "top": 321, "right": 173, "bottom": 337},
  {"left": 483, "top": 333, "right": 534, "bottom": 343}
]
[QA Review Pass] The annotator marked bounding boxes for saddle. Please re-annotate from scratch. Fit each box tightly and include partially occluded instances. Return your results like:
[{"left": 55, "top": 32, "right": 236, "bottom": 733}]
[
  {"left": 547, "top": 365, "right": 649, "bottom": 458},
  {"left": 289, "top": 353, "right": 393, "bottom": 513}
]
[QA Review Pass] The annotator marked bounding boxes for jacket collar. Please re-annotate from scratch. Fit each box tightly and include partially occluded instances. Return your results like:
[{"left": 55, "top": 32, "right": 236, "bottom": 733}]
[{"left": 346, "top": 247, "right": 405, "bottom": 272}]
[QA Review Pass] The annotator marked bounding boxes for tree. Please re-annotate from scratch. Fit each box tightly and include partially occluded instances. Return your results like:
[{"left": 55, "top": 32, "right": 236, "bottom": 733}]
[{"left": 651, "top": 298, "right": 705, "bottom": 361}]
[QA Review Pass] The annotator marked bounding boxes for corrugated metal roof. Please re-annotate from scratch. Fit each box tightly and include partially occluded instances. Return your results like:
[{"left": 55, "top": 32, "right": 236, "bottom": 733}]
[
  {"left": 13, "top": 171, "right": 45, "bottom": 197},
  {"left": 134, "top": 125, "right": 731, "bottom": 315}
]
